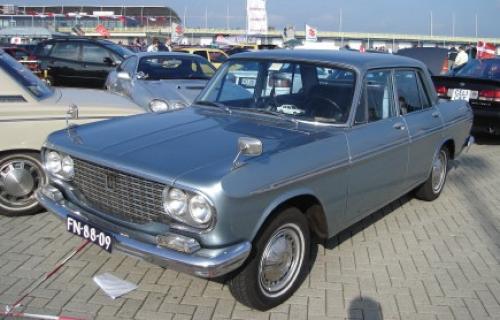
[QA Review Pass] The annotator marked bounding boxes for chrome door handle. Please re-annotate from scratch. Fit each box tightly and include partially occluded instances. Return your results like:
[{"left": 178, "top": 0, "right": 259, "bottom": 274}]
[
  {"left": 431, "top": 111, "right": 440, "bottom": 118},
  {"left": 393, "top": 122, "right": 406, "bottom": 130}
]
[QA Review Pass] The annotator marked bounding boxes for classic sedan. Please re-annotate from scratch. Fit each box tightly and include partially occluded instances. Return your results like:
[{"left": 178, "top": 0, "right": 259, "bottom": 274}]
[
  {"left": 0, "top": 49, "right": 144, "bottom": 217},
  {"left": 37, "top": 50, "right": 473, "bottom": 310},
  {"left": 105, "top": 52, "right": 215, "bottom": 112}
]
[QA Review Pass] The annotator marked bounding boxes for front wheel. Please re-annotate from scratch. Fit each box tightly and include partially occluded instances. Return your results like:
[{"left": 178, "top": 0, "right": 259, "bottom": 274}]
[
  {"left": 229, "top": 207, "right": 311, "bottom": 310},
  {"left": 0, "top": 152, "right": 46, "bottom": 216},
  {"left": 415, "top": 147, "right": 449, "bottom": 201}
]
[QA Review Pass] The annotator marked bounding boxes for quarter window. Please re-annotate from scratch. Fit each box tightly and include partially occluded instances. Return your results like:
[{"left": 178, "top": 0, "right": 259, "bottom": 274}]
[{"left": 355, "top": 70, "right": 395, "bottom": 124}]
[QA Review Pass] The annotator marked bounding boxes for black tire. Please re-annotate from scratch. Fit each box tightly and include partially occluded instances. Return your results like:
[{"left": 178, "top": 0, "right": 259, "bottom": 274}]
[
  {"left": 229, "top": 207, "right": 311, "bottom": 310},
  {"left": 0, "top": 152, "right": 46, "bottom": 216},
  {"left": 415, "top": 147, "right": 449, "bottom": 201}
]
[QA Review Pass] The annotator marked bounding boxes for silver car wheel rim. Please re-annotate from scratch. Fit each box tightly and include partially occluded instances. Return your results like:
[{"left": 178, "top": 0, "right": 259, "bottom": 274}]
[
  {"left": 431, "top": 150, "right": 447, "bottom": 193},
  {"left": 0, "top": 158, "right": 42, "bottom": 209},
  {"left": 258, "top": 223, "right": 305, "bottom": 298}
]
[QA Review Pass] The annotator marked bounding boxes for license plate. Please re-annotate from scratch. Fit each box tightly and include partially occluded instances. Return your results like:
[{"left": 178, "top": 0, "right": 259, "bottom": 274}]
[
  {"left": 451, "top": 89, "right": 478, "bottom": 101},
  {"left": 240, "top": 77, "right": 256, "bottom": 87},
  {"left": 66, "top": 216, "right": 113, "bottom": 252}
]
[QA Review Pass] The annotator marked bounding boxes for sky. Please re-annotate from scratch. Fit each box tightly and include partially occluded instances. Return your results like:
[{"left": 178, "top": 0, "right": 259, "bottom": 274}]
[{"left": 7, "top": 0, "right": 500, "bottom": 38}]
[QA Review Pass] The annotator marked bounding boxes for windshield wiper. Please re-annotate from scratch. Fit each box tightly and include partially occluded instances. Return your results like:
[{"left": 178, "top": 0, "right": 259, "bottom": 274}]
[
  {"left": 238, "top": 108, "right": 299, "bottom": 124},
  {"left": 195, "top": 100, "right": 232, "bottom": 113}
]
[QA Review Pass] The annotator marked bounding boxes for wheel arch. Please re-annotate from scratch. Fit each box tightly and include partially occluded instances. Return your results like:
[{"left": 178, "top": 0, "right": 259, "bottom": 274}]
[
  {"left": 0, "top": 148, "right": 41, "bottom": 158},
  {"left": 251, "top": 189, "right": 329, "bottom": 241}
]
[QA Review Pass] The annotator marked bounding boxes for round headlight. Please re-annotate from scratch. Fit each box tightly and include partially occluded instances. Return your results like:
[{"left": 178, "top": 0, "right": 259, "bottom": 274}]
[
  {"left": 149, "top": 99, "right": 169, "bottom": 112},
  {"left": 189, "top": 195, "right": 213, "bottom": 225},
  {"left": 61, "top": 155, "right": 74, "bottom": 178},
  {"left": 163, "top": 188, "right": 187, "bottom": 216},
  {"left": 46, "top": 151, "right": 62, "bottom": 174}
]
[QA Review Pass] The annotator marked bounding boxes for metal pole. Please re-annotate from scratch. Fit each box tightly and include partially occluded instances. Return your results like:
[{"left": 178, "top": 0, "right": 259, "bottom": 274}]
[
  {"left": 339, "top": 8, "right": 343, "bottom": 47},
  {"left": 226, "top": 4, "right": 229, "bottom": 30},
  {"left": 430, "top": 11, "right": 433, "bottom": 38},
  {"left": 475, "top": 13, "right": 478, "bottom": 39},
  {"left": 205, "top": 6, "right": 208, "bottom": 29},
  {"left": 452, "top": 12, "right": 455, "bottom": 39}
]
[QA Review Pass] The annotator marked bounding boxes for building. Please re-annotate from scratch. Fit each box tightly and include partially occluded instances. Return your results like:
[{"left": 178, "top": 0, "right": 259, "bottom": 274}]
[{"left": 0, "top": 5, "right": 181, "bottom": 30}]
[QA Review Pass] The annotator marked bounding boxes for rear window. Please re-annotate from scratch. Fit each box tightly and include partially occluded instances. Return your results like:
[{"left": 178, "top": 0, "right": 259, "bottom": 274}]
[
  {"left": 455, "top": 59, "right": 500, "bottom": 80},
  {"left": 0, "top": 52, "right": 53, "bottom": 99},
  {"left": 137, "top": 56, "right": 215, "bottom": 80}
]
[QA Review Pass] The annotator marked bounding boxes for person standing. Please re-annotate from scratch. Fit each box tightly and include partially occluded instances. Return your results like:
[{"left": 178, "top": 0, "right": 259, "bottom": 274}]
[
  {"left": 453, "top": 46, "right": 469, "bottom": 70},
  {"left": 147, "top": 38, "right": 160, "bottom": 52}
]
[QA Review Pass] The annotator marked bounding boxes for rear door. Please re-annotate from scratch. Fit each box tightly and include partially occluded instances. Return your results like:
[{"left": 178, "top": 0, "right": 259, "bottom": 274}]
[
  {"left": 46, "top": 41, "right": 81, "bottom": 85},
  {"left": 395, "top": 69, "right": 443, "bottom": 187},
  {"left": 346, "top": 69, "right": 409, "bottom": 222}
]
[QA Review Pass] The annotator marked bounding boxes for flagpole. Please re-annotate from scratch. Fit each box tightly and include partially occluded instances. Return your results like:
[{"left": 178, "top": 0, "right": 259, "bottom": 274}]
[{"left": 339, "top": 8, "right": 343, "bottom": 47}]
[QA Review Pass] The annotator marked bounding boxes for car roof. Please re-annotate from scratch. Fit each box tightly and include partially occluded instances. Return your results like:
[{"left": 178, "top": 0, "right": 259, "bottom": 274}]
[
  {"left": 42, "top": 37, "right": 115, "bottom": 45},
  {"left": 230, "top": 49, "right": 425, "bottom": 72},
  {"left": 133, "top": 51, "right": 203, "bottom": 58},
  {"left": 177, "top": 47, "right": 225, "bottom": 52}
]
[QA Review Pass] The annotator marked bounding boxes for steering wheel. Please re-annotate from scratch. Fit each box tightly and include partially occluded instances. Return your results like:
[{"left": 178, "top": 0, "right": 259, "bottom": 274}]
[{"left": 308, "top": 96, "right": 343, "bottom": 120}]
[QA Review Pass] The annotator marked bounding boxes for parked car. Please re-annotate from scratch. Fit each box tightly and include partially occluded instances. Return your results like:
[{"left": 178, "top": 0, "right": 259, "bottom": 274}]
[
  {"left": 37, "top": 50, "right": 473, "bottom": 310},
  {"left": 105, "top": 52, "right": 216, "bottom": 111},
  {"left": 433, "top": 58, "right": 500, "bottom": 134},
  {"left": 1, "top": 46, "right": 40, "bottom": 74},
  {"left": 0, "top": 49, "right": 144, "bottom": 217},
  {"left": 396, "top": 47, "right": 450, "bottom": 75},
  {"left": 174, "top": 47, "right": 228, "bottom": 68},
  {"left": 33, "top": 37, "right": 133, "bottom": 88}
]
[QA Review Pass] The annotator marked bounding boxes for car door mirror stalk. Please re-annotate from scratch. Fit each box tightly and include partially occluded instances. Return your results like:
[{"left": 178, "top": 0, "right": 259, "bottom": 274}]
[{"left": 232, "top": 137, "right": 263, "bottom": 170}]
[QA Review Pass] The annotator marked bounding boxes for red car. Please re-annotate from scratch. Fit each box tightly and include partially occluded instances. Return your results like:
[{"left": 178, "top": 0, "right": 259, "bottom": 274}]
[{"left": 1, "top": 47, "right": 40, "bottom": 74}]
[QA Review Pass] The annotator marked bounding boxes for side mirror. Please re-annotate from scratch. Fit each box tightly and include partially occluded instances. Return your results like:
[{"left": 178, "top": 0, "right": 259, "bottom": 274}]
[
  {"left": 238, "top": 137, "right": 263, "bottom": 156},
  {"left": 103, "top": 57, "right": 115, "bottom": 66},
  {"left": 117, "top": 71, "right": 131, "bottom": 81}
]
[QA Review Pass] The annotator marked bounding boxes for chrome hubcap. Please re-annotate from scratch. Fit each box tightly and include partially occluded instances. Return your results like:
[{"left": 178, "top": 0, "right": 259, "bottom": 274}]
[
  {"left": 0, "top": 159, "right": 42, "bottom": 209},
  {"left": 259, "top": 223, "right": 305, "bottom": 298},
  {"left": 431, "top": 150, "right": 447, "bottom": 193}
]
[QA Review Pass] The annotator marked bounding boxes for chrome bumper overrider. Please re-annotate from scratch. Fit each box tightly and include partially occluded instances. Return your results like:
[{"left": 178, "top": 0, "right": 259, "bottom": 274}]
[{"left": 36, "top": 185, "right": 251, "bottom": 278}]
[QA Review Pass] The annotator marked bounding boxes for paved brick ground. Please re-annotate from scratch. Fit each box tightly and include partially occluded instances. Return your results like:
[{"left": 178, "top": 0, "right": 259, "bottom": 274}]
[{"left": 1, "top": 139, "right": 499, "bottom": 320}]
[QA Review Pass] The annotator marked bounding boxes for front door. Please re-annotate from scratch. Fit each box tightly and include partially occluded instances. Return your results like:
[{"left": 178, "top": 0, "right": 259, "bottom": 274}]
[{"left": 346, "top": 69, "right": 409, "bottom": 223}]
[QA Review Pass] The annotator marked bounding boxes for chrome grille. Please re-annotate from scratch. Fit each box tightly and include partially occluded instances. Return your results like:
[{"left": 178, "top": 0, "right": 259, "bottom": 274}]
[{"left": 72, "top": 158, "right": 165, "bottom": 224}]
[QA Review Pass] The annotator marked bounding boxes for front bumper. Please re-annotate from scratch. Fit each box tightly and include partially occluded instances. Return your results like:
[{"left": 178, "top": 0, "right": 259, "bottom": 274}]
[{"left": 36, "top": 185, "right": 251, "bottom": 278}]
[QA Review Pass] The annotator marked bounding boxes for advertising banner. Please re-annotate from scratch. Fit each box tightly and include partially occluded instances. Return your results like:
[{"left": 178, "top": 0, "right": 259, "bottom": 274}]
[
  {"left": 247, "top": 0, "right": 267, "bottom": 35},
  {"left": 171, "top": 22, "right": 185, "bottom": 42}
]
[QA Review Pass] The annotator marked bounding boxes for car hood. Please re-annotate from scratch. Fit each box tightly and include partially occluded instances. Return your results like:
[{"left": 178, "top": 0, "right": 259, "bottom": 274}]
[
  {"left": 140, "top": 79, "right": 208, "bottom": 104},
  {"left": 44, "top": 88, "right": 143, "bottom": 117},
  {"left": 47, "top": 107, "right": 335, "bottom": 185}
]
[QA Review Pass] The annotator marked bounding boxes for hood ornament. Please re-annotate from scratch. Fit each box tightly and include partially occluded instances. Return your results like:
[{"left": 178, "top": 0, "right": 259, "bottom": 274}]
[
  {"left": 232, "top": 137, "right": 263, "bottom": 170},
  {"left": 66, "top": 103, "right": 79, "bottom": 128}
]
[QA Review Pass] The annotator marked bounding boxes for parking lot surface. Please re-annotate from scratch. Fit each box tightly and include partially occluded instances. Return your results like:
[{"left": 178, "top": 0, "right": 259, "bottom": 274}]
[{"left": 1, "top": 139, "right": 499, "bottom": 320}]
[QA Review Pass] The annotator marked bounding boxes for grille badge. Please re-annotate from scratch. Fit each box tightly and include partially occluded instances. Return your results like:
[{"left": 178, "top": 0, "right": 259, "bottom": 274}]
[{"left": 106, "top": 173, "right": 117, "bottom": 190}]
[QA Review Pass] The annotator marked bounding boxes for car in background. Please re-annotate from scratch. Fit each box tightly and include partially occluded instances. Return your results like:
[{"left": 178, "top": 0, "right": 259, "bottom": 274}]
[
  {"left": 1, "top": 46, "right": 40, "bottom": 74},
  {"left": 0, "top": 49, "right": 144, "bottom": 217},
  {"left": 397, "top": 47, "right": 450, "bottom": 75},
  {"left": 106, "top": 52, "right": 216, "bottom": 111},
  {"left": 33, "top": 37, "right": 133, "bottom": 88},
  {"left": 433, "top": 58, "right": 500, "bottom": 135},
  {"left": 174, "top": 47, "right": 228, "bottom": 68},
  {"left": 38, "top": 50, "right": 472, "bottom": 310}
]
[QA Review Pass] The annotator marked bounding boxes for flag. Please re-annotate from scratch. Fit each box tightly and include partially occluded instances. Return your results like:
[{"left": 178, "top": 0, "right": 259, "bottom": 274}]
[
  {"left": 305, "top": 24, "right": 317, "bottom": 41},
  {"left": 96, "top": 24, "right": 110, "bottom": 37},
  {"left": 477, "top": 41, "right": 496, "bottom": 59}
]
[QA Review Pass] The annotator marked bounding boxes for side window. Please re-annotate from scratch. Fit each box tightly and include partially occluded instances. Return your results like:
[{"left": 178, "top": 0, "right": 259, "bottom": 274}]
[
  {"left": 394, "top": 70, "right": 423, "bottom": 114},
  {"left": 355, "top": 70, "right": 396, "bottom": 124},
  {"left": 50, "top": 42, "right": 79, "bottom": 60},
  {"left": 194, "top": 51, "right": 208, "bottom": 60},
  {"left": 417, "top": 73, "right": 432, "bottom": 109},
  {"left": 81, "top": 44, "right": 110, "bottom": 64}
]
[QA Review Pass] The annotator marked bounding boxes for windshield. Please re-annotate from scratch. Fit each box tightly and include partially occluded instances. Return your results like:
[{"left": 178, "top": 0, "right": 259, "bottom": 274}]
[
  {"left": 0, "top": 51, "right": 53, "bottom": 99},
  {"left": 196, "top": 59, "right": 356, "bottom": 124},
  {"left": 137, "top": 56, "right": 215, "bottom": 80},
  {"left": 454, "top": 59, "right": 500, "bottom": 80}
]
